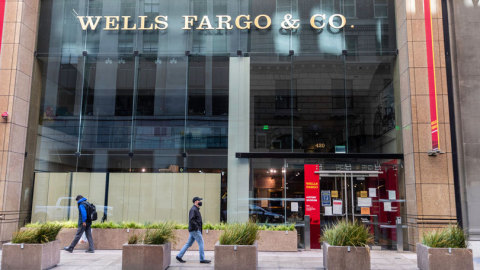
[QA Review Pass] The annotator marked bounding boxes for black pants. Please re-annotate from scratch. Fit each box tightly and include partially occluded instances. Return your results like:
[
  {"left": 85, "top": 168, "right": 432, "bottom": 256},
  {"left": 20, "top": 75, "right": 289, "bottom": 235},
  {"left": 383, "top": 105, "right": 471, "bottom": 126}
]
[{"left": 69, "top": 223, "right": 94, "bottom": 251}]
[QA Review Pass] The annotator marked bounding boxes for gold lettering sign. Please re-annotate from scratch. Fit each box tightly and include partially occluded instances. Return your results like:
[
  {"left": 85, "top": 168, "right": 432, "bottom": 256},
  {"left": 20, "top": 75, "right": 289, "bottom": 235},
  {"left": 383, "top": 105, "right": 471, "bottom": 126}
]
[
  {"left": 235, "top": 15, "right": 251, "bottom": 30},
  {"left": 310, "top": 14, "right": 326, "bottom": 29},
  {"left": 77, "top": 14, "right": 346, "bottom": 31},
  {"left": 104, "top": 16, "right": 119, "bottom": 30},
  {"left": 254, "top": 14, "right": 271, "bottom": 29}
]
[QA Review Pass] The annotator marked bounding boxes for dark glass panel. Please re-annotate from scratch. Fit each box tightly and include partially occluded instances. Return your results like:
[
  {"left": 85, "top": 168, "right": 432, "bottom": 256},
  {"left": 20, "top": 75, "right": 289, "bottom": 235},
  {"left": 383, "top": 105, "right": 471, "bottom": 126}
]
[{"left": 250, "top": 54, "right": 293, "bottom": 151}]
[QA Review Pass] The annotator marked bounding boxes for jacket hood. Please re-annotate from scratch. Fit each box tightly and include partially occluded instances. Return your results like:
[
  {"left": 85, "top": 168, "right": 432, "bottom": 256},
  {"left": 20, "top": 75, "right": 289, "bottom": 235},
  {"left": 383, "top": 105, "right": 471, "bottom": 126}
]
[{"left": 77, "top": 197, "right": 87, "bottom": 204}]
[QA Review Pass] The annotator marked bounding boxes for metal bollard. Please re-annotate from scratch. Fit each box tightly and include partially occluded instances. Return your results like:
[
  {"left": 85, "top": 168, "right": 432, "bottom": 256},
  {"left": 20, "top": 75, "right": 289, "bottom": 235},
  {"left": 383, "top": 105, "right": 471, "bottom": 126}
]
[
  {"left": 305, "top": 215, "right": 311, "bottom": 251},
  {"left": 396, "top": 217, "right": 403, "bottom": 252}
]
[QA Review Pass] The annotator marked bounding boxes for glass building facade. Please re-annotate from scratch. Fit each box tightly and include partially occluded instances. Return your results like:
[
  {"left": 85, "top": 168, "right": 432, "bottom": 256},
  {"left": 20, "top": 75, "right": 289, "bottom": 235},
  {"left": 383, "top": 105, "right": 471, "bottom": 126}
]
[{"left": 24, "top": 0, "right": 406, "bottom": 249}]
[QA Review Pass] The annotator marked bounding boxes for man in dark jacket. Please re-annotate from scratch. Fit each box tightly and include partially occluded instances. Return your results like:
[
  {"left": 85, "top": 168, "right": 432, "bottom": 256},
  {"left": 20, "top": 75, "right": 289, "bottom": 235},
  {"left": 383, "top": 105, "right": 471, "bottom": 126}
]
[
  {"left": 63, "top": 195, "right": 95, "bottom": 253},
  {"left": 176, "top": 197, "right": 211, "bottom": 264}
]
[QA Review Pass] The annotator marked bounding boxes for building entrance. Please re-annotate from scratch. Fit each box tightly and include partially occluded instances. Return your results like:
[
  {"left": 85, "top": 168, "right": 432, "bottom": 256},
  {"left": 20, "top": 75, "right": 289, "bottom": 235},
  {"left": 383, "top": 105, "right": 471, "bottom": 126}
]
[
  {"left": 314, "top": 166, "right": 406, "bottom": 250},
  {"left": 249, "top": 158, "right": 406, "bottom": 250}
]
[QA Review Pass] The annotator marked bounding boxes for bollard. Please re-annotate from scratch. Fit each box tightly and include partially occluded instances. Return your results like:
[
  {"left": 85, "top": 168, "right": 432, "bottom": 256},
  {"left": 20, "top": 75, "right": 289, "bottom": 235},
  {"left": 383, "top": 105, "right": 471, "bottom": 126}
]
[{"left": 305, "top": 215, "right": 311, "bottom": 251}]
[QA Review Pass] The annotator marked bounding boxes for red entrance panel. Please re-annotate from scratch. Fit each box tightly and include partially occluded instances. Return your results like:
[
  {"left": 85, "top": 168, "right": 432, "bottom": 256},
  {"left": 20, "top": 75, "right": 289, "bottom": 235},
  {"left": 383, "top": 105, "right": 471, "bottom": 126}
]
[{"left": 304, "top": 164, "right": 321, "bottom": 249}]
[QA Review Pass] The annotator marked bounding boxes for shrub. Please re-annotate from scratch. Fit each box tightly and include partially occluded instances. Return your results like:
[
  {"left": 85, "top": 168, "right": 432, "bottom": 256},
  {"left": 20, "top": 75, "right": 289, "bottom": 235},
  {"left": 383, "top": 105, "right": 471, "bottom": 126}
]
[
  {"left": 128, "top": 233, "right": 141, "bottom": 245},
  {"left": 91, "top": 221, "right": 122, "bottom": 229},
  {"left": 321, "top": 220, "right": 373, "bottom": 247},
  {"left": 174, "top": 223, "right": 189, "bottom": 230},
  {"left": 12, "top": 223, "right": 62, "bottom": 244},
  {"left": 270, "top": 224, "right": 295, "bottom": 231},
  {"left": 120, "top": 221, "right": 144, "bottom": 229},
  {"left": 26, "top": 221, "right": 76, "bottom": 229},
  {"left": 422, "top": 225, "right": 467, "bottom": 248},
  {"left": 143, "top": 223, "right": 176, "bottom": 245},
  {"left": 219, "top": 222, "right": 259, "bottom": 245}
]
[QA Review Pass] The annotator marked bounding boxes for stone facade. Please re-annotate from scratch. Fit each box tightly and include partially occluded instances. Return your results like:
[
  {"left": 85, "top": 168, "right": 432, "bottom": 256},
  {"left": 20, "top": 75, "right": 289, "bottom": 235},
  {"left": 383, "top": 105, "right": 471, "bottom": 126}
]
[
  {"left": 0, "top": 0, "right": 40, "bottom": 242},
  {"left": 395, "top": 0, "right": 457, "bottom": 250}
]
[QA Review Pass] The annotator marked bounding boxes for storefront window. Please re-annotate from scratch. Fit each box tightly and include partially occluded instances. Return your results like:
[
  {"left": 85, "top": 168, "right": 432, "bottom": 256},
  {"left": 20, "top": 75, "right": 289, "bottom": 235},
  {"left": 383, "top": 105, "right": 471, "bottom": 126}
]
[{"left": 27, "top": 0, "right": 403, "bottom": 249}]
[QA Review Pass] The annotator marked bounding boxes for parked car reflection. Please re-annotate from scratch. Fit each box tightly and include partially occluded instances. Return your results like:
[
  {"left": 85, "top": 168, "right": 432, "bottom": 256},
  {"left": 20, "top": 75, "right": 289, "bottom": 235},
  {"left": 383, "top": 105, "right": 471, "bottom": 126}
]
[
  {"left": 249, "top": 204, "right": 284, "bottom": 223},
  {"left": 33, "top": 197, "right": 113, "bottom": 222}
]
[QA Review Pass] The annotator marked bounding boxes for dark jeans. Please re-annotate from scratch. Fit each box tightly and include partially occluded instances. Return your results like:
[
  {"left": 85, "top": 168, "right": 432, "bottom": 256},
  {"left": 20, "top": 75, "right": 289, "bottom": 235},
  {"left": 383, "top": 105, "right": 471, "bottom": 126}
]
[{"left": 68, "top": 223, "right": 94, "bottom": 251}]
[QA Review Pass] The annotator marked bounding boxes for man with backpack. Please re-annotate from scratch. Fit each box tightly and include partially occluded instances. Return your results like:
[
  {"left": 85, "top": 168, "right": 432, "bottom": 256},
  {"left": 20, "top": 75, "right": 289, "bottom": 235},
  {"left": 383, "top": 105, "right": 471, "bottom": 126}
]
[{"left": 63, "top": 195, "right": 95, "bottom": 253}]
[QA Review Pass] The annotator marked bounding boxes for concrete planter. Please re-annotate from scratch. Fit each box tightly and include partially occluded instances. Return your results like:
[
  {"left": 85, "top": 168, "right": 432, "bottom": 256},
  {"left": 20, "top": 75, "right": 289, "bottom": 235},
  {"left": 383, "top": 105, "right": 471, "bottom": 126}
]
[
  {"left": 322, "top": 242, "right": 370, "bottom": 270},
  {"left": 57, "top": 228, "right": 146, "bottom": 250},
  {"left": 56, "top": 228, "right": 297, "bottom": 251},
  {"left": 1, "top": 240, "right": 61, "bottom": 270},
  {"left": 214, "top": 241, "right": 258, "bottom": 270},
  {"left": 258, "top": 230, "right": 297, "bottom": 251},
  {"left": 122, "top": 242, "right": 171, "bottom": 270},
  {"left": 417, "top": 243, "right": 474, "bottom": 270}
]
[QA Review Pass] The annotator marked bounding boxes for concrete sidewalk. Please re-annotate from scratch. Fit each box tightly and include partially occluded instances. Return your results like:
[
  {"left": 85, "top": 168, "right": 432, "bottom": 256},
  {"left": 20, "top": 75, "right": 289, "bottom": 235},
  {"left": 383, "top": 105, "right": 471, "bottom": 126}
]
[{"left": 0, "top": 249, "right": 419, "bottom": 270}]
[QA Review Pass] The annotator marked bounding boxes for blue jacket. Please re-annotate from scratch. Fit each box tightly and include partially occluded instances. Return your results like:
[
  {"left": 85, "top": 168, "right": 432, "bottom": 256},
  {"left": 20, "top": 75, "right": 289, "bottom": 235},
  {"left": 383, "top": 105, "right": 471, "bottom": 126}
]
[{"left": 77, "top": 198, "right": 88, "bottom": 225}]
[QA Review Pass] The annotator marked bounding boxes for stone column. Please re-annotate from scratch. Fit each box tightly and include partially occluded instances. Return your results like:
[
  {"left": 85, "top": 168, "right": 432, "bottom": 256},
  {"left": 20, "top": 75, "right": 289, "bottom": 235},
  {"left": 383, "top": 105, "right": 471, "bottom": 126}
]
[
  {"left": 0, "top": 0, "right": 40, "bottom": 241},
  {"left": 396, "top": 0, "right": 456, "bottom": 250}
]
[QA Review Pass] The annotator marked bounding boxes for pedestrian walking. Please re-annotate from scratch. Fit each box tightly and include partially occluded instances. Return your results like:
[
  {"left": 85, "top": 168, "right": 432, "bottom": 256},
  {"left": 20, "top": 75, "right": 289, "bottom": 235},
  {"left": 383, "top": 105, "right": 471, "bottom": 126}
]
[
  {"left": 176, "top": 197, "right": 211, "bottom": 264},
  {"left": 63, "top": 195, "right": 95, "bottom": 253}
]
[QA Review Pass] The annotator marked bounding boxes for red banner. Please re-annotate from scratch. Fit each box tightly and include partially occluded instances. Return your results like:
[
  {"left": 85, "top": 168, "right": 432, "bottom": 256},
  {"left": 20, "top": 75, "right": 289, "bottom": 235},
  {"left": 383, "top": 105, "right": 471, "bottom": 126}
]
[
  {"left": 304, "top": 164, "right": 320, "bottom": 224},
  {"left": 0, "top": 0, "right": 6, "bottom": 56},
  {"left": 424, "top": 0, "right": 440, "bottom": 151},
  {"left": 304, "top": 164, "right": 321, "bottom": 249}
]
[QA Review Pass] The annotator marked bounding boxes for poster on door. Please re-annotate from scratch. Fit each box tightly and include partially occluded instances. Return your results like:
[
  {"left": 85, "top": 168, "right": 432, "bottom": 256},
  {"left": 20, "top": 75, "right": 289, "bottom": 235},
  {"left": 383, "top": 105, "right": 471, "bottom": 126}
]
[
  {"left": 304, "top": 164, "right": 320, "bottom": 224},
  {"left": 321, "top": 190, "right": 331, "bottom": 206},
  {"left": 333, "top": 200, "right": 343, "bottom": 215}
]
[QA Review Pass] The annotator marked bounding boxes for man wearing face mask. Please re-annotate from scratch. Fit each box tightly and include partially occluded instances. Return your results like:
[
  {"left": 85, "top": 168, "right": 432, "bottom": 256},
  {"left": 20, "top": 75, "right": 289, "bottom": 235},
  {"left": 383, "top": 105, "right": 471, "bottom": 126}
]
[{"left": 176, "top": 197, "right": 211, "bottom": 264}]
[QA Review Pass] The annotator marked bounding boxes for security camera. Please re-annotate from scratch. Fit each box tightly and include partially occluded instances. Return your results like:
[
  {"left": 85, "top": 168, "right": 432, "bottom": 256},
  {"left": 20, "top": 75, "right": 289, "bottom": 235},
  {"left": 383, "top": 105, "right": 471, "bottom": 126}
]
[{"left": 427, "top": 149, "right": 442, "bottom": 156}]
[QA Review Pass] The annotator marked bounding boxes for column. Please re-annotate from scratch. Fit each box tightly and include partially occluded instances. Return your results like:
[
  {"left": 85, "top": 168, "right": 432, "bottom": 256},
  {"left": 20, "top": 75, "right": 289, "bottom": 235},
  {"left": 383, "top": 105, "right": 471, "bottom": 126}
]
[{"left": 227, "top": 57, "right": 250, "bottom": 223}]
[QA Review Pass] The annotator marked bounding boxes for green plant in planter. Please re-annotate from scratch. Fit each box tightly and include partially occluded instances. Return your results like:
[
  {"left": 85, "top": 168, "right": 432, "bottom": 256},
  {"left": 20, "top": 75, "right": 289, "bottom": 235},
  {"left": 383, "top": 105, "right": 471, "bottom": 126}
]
[
  {"left": 128, "top": 233, "right": 141, "bottom": 245},
  {"left": 322, "top": 220, "right": 373, "bottom": 247},
  {"left": 26, "top": 221, "right": 77, "bottom": 229},
  {"left": 12, "top": 223, "right": 63, "bottom": 244},
  {"left": 174, "top": 223, "right": 189, "bottom": 230},
  {"left": 143, "top": 222, "right": 176, "bottom": 245},
  {"left": 91, "top": 221, "right": 123, "bottom": 229},
  {"left": 219, "top": 222, "right": 259, "bottom": 245},
  {"left": 422, "top": 225, "right": 467, "bottom": 248},
  {"left": 126, "top": 222, "right": 176, "bottom": 245}
]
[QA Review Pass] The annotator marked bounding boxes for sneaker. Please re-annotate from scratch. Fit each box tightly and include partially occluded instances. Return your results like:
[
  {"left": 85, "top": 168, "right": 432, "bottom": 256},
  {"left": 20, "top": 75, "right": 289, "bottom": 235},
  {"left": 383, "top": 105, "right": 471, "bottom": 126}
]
[
  {"left": 63, "top": 247, "right": 73, "bottom": 253},
  {"left": 85, "top": 250, "right": 95, "bottom": 253},
  {"left": 200, "top": 260, "right": 211, "bottom": 264},
  {"left": 176, "top": 256, "right": 186, "bottom": 263}
]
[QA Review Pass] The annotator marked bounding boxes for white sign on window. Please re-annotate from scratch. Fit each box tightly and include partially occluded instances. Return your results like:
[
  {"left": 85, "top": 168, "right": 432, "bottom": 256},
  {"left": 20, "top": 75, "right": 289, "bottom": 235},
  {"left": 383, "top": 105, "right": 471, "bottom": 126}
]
[
  {"left": 369, "top": 188, "right": 377, "bottom": 197},
  {"left": 333, "top": 200, "right": 343, "bottom": 215},
  {"left": 384, "top": 202, "right": 392, "bottom": 212},
  {"left": 324, "top": 206, "right": 333, "bottom": 216},
  {"left": 291, "top": 202, "right": 298, "bottom": 212},
  {"left": 388, "top": 190, "right": 396, "bottom": 200},
  {"left": 358, "top": 197, "right": 372, "bottom": 207}
]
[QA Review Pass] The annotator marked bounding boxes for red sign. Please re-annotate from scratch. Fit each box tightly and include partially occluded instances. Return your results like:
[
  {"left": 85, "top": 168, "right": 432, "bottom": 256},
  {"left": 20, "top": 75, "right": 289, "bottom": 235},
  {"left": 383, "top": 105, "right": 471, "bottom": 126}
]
[
  {"left": 0, "top": 0, "right": 6, "bottom": 56},
  {"left": 304, "top": 164, "right": 320, "bottom": 224},
  {"left": 424, "top": 0, "right": 440, "bottom": 151},
  {"left": 304, "top": 164, "right": 321, "bottom": 249}
]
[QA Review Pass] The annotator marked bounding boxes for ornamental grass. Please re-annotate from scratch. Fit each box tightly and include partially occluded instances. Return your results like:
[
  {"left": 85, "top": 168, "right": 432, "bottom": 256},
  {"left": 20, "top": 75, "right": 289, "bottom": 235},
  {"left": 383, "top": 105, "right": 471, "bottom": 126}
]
[
  {"left": 321, "top": 220, "right": 373, "bottom": 247},
  {"left": 422, "top": 225, "right": 467, "bottom": 249},
  {"left": 12, "top": 223, "right": 62, "bottom": 244},
  {"left": 219, "top": 222, "right": 259, "bottom": 245},
  {"left": 126, "top": 222, "right": 177, "bottom": 245}
]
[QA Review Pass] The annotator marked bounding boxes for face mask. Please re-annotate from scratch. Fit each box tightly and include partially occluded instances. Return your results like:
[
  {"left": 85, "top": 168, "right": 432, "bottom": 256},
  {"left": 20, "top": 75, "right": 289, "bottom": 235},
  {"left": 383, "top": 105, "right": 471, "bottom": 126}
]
[{"left": 198, "top": 202, "right": 203, "bottom": 206}]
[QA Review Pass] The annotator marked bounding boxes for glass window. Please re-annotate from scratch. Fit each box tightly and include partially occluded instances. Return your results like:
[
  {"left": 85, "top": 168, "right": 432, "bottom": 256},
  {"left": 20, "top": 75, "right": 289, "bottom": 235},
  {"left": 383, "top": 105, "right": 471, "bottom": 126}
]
[
  {"left": 344, "top": 0, "right": 356, "bottom": 18},
  {"left": 374, "top": 0, "right": 388, "bottom": 18}
]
